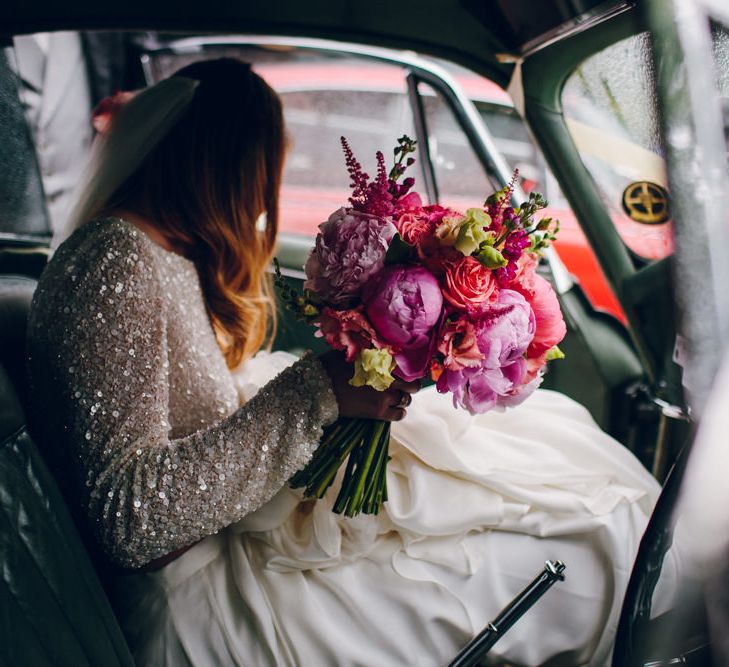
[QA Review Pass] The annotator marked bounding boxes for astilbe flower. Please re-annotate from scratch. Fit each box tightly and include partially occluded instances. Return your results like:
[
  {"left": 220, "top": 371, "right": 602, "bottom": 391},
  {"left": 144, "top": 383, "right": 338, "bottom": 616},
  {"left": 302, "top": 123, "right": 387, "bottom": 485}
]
[{"left": 341, "top": 138, "right": 395, "bottom": 217}]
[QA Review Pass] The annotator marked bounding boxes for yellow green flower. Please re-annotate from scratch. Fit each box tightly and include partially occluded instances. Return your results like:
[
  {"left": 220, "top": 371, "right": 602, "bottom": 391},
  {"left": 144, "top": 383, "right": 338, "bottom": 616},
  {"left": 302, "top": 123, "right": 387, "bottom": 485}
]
[
  {"left": 350, "top": 348, "right": 396, "bottom": 391},
  {"left": 454, "top": 208, "right": 493, "bottom": 256},
  {"left": 476, "top": 245, "right": 508, "bottom": 269}
]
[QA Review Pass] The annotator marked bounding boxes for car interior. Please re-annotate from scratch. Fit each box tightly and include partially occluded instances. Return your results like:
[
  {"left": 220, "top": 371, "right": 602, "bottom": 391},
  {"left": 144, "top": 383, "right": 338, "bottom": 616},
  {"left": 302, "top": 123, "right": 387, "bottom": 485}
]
[{"left": 1, "top": 0, "right": 728, "bottom": 665}]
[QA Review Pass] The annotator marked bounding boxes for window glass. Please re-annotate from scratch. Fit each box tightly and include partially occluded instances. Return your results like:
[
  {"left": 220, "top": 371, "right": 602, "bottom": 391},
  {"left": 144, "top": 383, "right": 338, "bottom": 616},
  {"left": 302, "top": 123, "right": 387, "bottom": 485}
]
[
  {"left": 563, "top": 33, "right": 674, "bottom": 260},
  {"left": 711, "top": 22, "right": 729, "bottom": 162},
  {"left": 274, "top": 80, "right": 421, "bottom": 236},
  {"left": 417, "top": 81, "right": 494, "bottom": 210}
]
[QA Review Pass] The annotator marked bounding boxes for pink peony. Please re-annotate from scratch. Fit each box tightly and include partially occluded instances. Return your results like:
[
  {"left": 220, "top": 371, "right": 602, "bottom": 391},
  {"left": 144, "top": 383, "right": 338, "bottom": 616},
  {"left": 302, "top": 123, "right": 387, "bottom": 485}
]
[
  {"left": 317, "top": 306, "right": 385, "bottom": 362},
  {"left": 475, "top": 289, "right": 536, "bottom": 369},
  {"left": 441, "top": 256, "right": 498, "bottom": 311},
  {"left": 436, "top": 289, "right": 537, "bottom": 413},
  {"left": 305, "top": 208, "right": 396, "bottom": 307},
  {"left": 527, "top": 274, "right": 567, "bottom": 358},
  {"left": 364, "top": 265, "right": 444, "bottom": 381}
]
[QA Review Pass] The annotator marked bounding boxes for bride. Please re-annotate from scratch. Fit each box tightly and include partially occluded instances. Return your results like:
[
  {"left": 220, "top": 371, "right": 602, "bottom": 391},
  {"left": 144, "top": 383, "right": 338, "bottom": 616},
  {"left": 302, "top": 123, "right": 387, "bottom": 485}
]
[{"left": 26, "top": 58, "right": 666, "bottom": 666}]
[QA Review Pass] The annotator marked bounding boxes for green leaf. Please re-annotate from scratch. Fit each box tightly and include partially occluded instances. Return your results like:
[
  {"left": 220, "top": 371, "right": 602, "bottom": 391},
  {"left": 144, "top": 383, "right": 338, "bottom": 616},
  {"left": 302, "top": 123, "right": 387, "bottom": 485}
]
[{"left": 384, "top": 234, "right": 415, "bottom": 266}]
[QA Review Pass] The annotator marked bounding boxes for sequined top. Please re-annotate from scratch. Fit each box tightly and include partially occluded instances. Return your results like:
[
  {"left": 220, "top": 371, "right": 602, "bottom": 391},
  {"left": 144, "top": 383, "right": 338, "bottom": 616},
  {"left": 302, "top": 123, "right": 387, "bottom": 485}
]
[{"left": 26, "top": 218, "right": 338, "bottom": 569}]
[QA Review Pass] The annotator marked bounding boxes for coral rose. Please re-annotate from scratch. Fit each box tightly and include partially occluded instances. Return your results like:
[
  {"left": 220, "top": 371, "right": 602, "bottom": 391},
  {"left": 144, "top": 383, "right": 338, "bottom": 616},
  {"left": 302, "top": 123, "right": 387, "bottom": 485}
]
[{"left": 441, "top": 256, "right": 498, "bottom": 311}]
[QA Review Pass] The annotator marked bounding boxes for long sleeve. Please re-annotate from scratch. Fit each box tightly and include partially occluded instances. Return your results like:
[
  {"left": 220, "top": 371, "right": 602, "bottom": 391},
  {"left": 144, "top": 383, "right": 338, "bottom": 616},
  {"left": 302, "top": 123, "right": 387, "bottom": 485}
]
[{"left": 27, "top": 219, "right": 338, "bottom": 568}]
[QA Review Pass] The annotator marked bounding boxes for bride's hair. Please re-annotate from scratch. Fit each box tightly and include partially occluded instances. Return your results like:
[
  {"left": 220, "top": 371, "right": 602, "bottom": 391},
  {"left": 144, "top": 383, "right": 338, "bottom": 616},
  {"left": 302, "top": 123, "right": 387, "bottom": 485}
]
[{"left": 100, "top": 58, "right": 284, "bottom": 369}]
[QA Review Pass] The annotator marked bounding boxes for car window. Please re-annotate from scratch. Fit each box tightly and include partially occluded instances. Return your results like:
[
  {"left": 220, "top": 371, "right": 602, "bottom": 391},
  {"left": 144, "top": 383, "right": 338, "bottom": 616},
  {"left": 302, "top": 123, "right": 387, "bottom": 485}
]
[
  {"left": 146, "top": 46, "right": 423, "bottom": 238},
  {"left": 417, "top": 80, "right": 495, "bottom": 209},
  {"left": 712, "top": 22, "right": 729, "bottom": 161},
  {"left": 273, "top": 82, "right": 421, "bottom": 237},
  {"left": 562, "top": 32, "right": 675, "bottom": 261}
]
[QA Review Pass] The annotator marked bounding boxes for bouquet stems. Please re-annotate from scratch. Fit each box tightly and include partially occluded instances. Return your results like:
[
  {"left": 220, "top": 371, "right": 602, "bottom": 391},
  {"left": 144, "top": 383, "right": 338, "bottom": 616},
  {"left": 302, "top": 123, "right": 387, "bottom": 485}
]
[{"left": 290, "top": 418, "right": 391, "bottom": 517}]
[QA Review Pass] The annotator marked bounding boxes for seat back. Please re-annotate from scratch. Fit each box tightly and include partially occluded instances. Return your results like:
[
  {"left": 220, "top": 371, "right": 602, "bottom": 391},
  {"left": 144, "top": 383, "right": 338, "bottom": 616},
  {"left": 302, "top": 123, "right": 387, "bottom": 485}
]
[
  {"left": 0, "top": 277, "right": 134, "bottom": 665},
  {"left": 0, "top": 274, "right": 37, "bottom": 415}
]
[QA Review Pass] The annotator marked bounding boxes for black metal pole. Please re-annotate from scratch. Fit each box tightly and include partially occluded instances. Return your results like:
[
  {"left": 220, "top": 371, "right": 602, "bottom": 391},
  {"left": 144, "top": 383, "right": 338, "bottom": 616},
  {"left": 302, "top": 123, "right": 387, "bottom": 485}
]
[{"left": 448, "top": 560, "right": 566, "bottom": 667}]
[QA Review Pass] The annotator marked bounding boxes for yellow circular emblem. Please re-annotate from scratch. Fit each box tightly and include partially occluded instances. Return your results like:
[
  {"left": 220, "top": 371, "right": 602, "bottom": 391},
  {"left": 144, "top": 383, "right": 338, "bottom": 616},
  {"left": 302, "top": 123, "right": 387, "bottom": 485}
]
[{"left": 621, "top": 181, "right": 670, "bottom": 224}]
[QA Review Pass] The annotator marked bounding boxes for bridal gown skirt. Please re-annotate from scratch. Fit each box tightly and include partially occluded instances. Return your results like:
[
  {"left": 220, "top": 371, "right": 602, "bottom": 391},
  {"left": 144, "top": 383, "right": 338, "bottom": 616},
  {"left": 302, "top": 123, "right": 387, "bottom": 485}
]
[{"left": 112, "top": 353, "right": 669, "bottom": 667}]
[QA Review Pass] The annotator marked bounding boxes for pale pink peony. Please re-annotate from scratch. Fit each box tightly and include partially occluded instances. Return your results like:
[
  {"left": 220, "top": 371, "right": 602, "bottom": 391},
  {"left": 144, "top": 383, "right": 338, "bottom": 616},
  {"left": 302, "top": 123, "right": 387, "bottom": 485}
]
[
  {"left": 436, "top": 289, "right": 537, "bottom": 413},
  {"left": 304, "top": 208, "right": 396, "bottom": 307},
  {"left": 364, "top": 265, "right": 444, "bottom": 381}
]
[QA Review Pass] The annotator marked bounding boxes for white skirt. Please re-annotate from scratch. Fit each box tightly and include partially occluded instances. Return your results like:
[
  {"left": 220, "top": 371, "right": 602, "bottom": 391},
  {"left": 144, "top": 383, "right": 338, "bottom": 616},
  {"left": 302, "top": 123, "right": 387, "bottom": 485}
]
[{"left": 113, "top": 352, "right": 666, "bottom": 667}]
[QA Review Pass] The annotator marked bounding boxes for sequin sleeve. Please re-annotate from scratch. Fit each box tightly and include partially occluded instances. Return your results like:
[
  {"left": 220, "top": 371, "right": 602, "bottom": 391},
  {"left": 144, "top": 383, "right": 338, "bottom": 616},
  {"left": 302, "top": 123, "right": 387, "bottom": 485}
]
[{"left": 27, "top": 222, "right": 338, "bottom": 569}]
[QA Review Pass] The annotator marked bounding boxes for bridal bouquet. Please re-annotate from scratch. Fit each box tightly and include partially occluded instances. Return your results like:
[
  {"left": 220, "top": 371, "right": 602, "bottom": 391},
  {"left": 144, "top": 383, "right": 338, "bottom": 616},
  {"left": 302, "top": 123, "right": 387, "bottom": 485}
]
[{"left": 276, "top": 136, "right": 566, "bottom": 516}]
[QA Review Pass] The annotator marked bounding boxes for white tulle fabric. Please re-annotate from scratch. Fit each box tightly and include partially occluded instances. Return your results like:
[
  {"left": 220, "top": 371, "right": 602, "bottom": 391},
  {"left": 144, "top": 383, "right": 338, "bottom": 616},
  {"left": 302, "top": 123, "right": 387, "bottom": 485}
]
[{"left": 113, "top": 351, "right": 662, "bottom": 667}]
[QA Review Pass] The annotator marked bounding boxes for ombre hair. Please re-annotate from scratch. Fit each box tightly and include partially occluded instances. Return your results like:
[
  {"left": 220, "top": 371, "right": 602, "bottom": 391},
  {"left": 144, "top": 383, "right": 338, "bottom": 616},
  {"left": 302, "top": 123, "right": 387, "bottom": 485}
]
[{"left": 101, "top": 59, "right": 284, "bottom": 369}]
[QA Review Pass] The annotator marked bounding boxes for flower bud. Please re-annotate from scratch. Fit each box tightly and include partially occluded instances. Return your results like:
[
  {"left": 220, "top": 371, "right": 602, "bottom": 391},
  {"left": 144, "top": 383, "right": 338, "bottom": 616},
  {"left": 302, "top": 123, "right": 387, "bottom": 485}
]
[{"left": 476, "top": 245, "right": 508, "bottom": 269}]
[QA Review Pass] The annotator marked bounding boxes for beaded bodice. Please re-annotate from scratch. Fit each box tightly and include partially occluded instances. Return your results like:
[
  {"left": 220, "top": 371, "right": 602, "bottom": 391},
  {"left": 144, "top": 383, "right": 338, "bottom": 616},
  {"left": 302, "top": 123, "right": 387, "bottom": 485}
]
[{"left": 26, "top": 218, "right": 338, "bottom": 568}]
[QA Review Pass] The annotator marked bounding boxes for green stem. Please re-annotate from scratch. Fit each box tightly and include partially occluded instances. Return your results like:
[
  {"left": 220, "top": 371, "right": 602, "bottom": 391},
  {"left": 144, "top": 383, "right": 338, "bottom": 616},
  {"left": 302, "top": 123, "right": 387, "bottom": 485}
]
[{"left": 348, "top": 422, "right": 385, "bottom": 516}]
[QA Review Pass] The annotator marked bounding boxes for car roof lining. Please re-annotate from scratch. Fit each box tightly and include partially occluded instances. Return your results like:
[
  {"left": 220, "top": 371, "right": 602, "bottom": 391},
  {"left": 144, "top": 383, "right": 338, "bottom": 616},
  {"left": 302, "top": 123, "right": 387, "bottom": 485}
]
[{"left": 1, "top": 0, "right": 633, "bottom": 89}]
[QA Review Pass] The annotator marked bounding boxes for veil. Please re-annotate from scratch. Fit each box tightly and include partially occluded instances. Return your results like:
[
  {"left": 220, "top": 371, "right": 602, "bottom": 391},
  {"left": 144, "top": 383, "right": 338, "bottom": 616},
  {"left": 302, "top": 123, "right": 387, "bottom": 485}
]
[{"left": 52, "top": 76, "right": 200, "bottom": 249}]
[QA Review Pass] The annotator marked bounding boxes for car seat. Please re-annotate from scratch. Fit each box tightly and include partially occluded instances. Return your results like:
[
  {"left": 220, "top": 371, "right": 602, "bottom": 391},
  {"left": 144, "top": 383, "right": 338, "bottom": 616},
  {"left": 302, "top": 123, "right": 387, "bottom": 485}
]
[{"left": 0, "top": 274, "right": 133, "bottom": 666}]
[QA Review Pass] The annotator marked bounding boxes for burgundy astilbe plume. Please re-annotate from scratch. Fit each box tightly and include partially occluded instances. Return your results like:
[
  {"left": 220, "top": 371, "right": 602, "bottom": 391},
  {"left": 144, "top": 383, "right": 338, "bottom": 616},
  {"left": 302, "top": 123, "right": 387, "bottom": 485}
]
[
  {"left": 341, "top": 137, "right": 370, "bottom": 209},
  {"left": 341, "top": 138, "right": 397, "bottom": 217},
  {"left": 362, "top": 151, "right": 395, "bottom": 217}
]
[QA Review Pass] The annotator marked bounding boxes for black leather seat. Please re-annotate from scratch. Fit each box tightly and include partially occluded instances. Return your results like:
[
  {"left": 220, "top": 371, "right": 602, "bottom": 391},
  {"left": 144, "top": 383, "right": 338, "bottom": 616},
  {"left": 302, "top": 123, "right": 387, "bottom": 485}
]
[
  {"left": 0, "top": 275, "right": 37, "bottom": 415},
  {"left": 0, "top": 275, "right": 134, "bottom": 666}
]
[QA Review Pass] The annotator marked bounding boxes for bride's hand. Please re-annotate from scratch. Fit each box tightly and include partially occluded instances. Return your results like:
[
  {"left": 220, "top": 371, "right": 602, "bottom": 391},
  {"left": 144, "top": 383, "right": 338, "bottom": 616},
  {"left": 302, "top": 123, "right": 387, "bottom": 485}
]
[{"left": 318, "top": 350, "right": 421, "bottom": 421}]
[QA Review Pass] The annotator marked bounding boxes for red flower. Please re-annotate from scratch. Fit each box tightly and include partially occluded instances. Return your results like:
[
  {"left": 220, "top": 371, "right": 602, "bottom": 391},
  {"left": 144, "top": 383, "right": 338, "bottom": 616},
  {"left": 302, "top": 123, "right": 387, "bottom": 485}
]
[
  {"left": 91, "top": 90, "right": 138, "bottom": 134},
  {"left": 317, "top": 306, "right": 387, "bottom": 362},
  {"left": 437, "top": 318, "right": 484, "bottom": 371}
]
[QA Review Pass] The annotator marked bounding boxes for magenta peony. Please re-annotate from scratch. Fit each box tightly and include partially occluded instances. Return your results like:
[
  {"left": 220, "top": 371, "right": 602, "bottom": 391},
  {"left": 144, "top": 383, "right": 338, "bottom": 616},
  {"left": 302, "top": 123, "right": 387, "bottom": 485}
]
[
  {"left": 304, "top": 208, "right": 396, "bottom": 307},
  {"left": 364, "top": 266, "right": 444, "bottom": 381}
]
